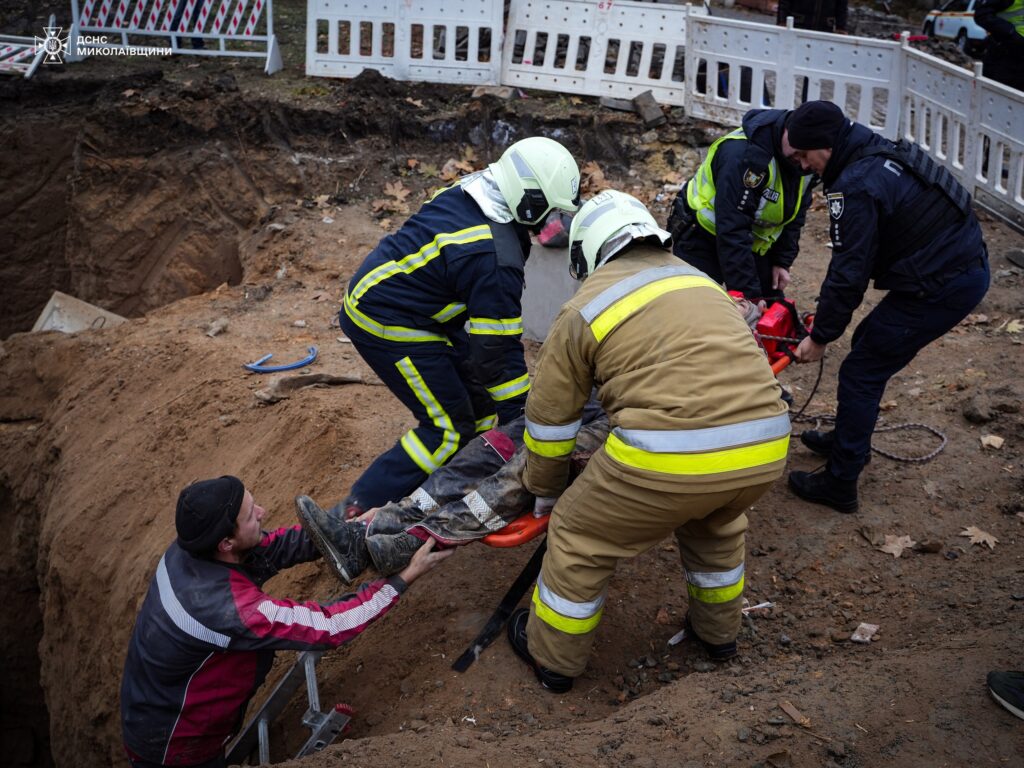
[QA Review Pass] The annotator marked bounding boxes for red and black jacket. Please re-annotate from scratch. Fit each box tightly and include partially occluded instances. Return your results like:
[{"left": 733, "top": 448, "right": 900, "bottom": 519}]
[{"left": 120, "top": 527, "right": 405, "bottom": 766}]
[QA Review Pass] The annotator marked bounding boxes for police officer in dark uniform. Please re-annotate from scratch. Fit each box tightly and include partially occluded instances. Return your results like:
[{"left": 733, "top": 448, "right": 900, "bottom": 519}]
[
  {"left": 975, "top": 0, "right": 1024, "bottom": 92},
  {"left": 784, "top": 101, "right": 990, "bottom": 513},
  {"left": 667, "top": 109, "right": 816, "bottom": 307}
]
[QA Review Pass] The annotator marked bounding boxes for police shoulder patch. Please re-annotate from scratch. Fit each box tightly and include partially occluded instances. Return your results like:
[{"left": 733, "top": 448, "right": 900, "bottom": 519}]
[
  {"left": 742, "top": 168, "right": 766, "bottom": 188},
  {"left": 826, "top": 192, "right": 845, "bottom": 220}
]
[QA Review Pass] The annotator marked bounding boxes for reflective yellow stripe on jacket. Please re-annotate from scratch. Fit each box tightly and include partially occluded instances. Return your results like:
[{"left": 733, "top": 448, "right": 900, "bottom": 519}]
[
  {"left": 524, "top": 416, "right": 582, "bottom": 458},
  {"left": 580, "top": 264, "right": 791, "bottom": 476},
  {"left": 345, "top": 225, "right": 493, "bottom": 344}
]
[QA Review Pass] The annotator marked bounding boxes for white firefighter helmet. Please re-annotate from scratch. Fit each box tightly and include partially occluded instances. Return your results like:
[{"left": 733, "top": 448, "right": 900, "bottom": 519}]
[
  {"left": 567, "top": 190, "right": 670, "bottom": 280},
  {"left": 490, "top": 137, "right": 581, "bottom": 225}
]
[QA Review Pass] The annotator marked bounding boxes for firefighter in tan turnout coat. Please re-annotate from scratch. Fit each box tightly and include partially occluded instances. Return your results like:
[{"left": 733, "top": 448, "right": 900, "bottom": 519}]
[{"left": 506, "top": 190, "right": 791, "bottom": 692}]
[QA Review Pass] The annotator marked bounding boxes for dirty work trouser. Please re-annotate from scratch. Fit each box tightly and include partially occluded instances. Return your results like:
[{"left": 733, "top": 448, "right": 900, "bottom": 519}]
[
  {"left": 829, "top": 259, "right": 989, "bottom": 482},
  {"left": 526, "top": 447, "right": 774, "bottom": 677},
  {"left": 340, "top": 312, "right": 491, "bottom": 509}
]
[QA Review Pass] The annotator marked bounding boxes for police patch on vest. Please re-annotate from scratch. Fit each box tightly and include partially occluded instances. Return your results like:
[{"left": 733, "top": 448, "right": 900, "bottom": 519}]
[
  {"left": 827, "top": 192, "right": 844, "bottom": 219},
  {"left": 743, "top": 168, "right": 766, "bottom": 188},
  {"left": 761, "top": 188, "right": 780, "bottom": 203}
]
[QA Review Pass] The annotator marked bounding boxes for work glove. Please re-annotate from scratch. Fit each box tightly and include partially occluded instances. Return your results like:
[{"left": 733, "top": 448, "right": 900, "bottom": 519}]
[{"left": 532, "top": 496, "right": 558, "bottom": 518}]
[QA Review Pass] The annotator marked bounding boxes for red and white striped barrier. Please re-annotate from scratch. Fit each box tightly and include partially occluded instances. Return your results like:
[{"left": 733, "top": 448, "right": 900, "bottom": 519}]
[
  {"left": 0, "top": 13, "right": 52, "bottom": 79},
  {"left": 69, "top": 0, "right": 282, "bottom": 74}
]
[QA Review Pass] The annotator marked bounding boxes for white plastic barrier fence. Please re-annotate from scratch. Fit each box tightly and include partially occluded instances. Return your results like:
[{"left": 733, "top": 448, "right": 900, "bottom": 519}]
[
  {"left": 68, "top": 0, "right": 282, "bottom": 74},
  {"left": 305, "top": 0, "right": 1023, "bottom": 226},
  {"left": 902, "top": 51, "right": 1024, "bottom": 229},
  {"left": 685, "top": 14, "right": 901, "bottom": 136},
  {"left": 305, "top": 0, "right": 504, "bottom": 84},
  {"left": 0, "top": 32, "right": 46, "bottom": 79},
  {"left": 500, "top": 0, "right": 689, "bottom": 105}
]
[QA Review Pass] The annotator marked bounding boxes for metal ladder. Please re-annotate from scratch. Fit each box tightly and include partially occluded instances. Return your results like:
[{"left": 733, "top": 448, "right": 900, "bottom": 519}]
[{"left": 225, "top": 650, "right": 351, "bottom": 765}]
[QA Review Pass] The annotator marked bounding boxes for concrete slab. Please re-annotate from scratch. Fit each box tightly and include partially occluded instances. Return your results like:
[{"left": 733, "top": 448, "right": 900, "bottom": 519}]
[
  {"left": 31, "top": 291, "right": 127, "bottom": 334},
  {"left": 522, "top": 244, "right": 579, "bottom": 342}
]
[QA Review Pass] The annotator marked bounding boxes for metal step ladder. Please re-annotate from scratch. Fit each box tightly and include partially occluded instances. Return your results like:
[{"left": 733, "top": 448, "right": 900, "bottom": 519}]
[{"left": 225, "top": 650, "right": 352, "bottom": 765}]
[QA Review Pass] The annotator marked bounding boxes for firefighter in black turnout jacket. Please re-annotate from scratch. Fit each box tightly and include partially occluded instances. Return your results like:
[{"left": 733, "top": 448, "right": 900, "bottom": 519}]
[
  {"left": 783, "top": 101, "right": 990, "bottom": 512},
  {"left": 335, "top": 138, "right": 581, "bottom": 518},
  {"left": 667, "top": 108, "right": 816, "bottom": 306}
]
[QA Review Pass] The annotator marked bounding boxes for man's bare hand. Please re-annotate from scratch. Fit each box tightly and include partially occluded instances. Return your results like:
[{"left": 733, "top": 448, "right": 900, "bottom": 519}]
[
  {"left": 772, "top": 266, "right": 791, "bottom": 292},
  {"left": 794, "top": 336, "right": 826, "bottom": 363},
  {"left": 398, "top": 538, "right": 454, "bottom": 585}
]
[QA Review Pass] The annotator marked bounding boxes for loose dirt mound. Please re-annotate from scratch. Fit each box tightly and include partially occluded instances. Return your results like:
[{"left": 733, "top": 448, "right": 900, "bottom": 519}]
[{"left": 2, "top": 27, "right": 1024, "bottom": 768}]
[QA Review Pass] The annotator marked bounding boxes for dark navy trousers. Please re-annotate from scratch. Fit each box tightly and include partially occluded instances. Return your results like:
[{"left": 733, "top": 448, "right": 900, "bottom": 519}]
[
  {"left": 829, "top": 259, "right": 990, "bottom": 481},
  {"left": 339, "top": 311, "right": 493, "bottom": 509}
]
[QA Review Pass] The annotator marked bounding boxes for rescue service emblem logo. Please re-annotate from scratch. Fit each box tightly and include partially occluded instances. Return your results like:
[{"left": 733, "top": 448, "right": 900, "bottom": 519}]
[
  {"left": 742, "top": 168, "right": 766, "bottom": 188},
  {"left": 827, "top": 192, "right": 845, "bottom": 219}
]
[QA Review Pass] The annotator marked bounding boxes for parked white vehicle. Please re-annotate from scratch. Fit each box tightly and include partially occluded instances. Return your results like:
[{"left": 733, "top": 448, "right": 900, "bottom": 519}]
[{"left": 922, "top": 0, "right": 989, "bottom": 54}]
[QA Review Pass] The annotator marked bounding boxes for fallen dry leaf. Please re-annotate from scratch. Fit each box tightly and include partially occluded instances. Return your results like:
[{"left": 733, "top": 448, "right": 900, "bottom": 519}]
[
  {"left": 877, "top": 534, "right": 916, "bottom": 558},
  {"left": 404, "top": 96, "right": 424, "bottom": 108},
  {"left": 960, "top": 526, "right": 997, "bottom": 549},
  {"left": 462, "top": 146, "right": 477, "bottom": 163},
  {"left": 122, "top": 88, "right": 136, "bottom": 97},
  {"left": 1004, "top": 318, "right": 1023, "bottom": 334},
  {"left": 961, "top": 313, "right": 989, "bottom": 326},
  {"left": 655, "top": 607, "right": 670, "bottom": 625},
  {"left": 581, "top": 160, "right": 607, "bottom": 193},
  {"left": 438, "top": 157, "right": 462, "bottom": 180},
  {"left": 313, "top": 194, "right": 330, "bottom": 207},
  {"left": 383, "top": 180, "right": 411, "bottom": 202},
  {"left": 406, "top": 157, "right": 420, "bottom": 169},
  {"left": 980, "top": 434, "right": 1005, "bottom": 449},
  {"left": 879, "top": 400, "right": 898, "bottom": 411},
  {"left": 378, "top": 217, "right": 392, "bottom": 230}
]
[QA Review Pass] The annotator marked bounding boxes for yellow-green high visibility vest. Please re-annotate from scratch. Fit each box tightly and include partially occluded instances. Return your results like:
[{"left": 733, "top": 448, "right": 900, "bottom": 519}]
[
  {"left": 998, "top": 0, "right": 1024, "bottom": 37},
  {"left": 686, "top": 129, "right": 811, "bottom": 256}
]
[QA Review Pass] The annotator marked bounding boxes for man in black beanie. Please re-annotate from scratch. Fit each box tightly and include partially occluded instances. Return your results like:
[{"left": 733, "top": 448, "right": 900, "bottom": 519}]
[
  {"left": 782, "top": 101, "right": 989, "bottom": 513},
  {"left": 667, "top": 102, "right": 817, "bottom": 310},
  {"left": 120, "top": 476, "right": 451, "bottom": 768}
]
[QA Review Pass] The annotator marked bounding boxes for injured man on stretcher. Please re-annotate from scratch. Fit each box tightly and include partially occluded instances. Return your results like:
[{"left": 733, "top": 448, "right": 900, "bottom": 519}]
[{"left": 296, "top": 399, "right": 607, "bottom": 584}]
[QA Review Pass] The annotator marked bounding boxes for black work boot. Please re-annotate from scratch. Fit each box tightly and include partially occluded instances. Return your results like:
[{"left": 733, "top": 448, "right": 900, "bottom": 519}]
[
  {"left": 295, "top": 496, "right": 370, "bottom": 584},
  {"left": 506, "top": 608, "right": 574, "bottom": 693},
  {"left": 683, "top": 613, "right": 737, "bottom": 661},
  {"left": 787, "top": 465, "right": 859, "bottom": 514},
  {"left": 800, "top": 430, "right": 870, "bottom": 464},
  {"left": 364, "top": 531, "right": 426, "bottom": 576}
]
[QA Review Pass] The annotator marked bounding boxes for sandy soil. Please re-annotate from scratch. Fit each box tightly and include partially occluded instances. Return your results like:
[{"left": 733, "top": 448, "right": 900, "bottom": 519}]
[{"left": 1, "top": 3, "right": 1023, "bottom": 768}]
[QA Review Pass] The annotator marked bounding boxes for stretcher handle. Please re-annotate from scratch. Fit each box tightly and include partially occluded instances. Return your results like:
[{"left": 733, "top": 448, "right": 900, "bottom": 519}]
[
  {"left": 483, "top": 511, "right": 549, "bottom": 547},
  {"left": 771, "top": 354, "right": 792, "bottom": 375}
]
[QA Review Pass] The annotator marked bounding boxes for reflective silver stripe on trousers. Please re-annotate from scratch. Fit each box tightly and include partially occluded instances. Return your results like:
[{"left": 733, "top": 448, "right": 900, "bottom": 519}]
[
  {"left": 525, "top": 416, "right": 582, "bottom": 441},
  {"left": 613, "top": 413, "right": 791, "bottom": 453},
  {"left": 686, "top": 562, "right": 745, "bottom": 588},
  {"left": 537, "top": 573, "right": 605, "bottom": 618},
  {"left": 410, "top": 487, "right": 438, "bottom": 513},
  {"left": 157, "top": 555, "right": 231, "bottom": 648},
  {"left": 580, "top": 264, "right": 709, "bottom": 323},
  {"left": 464, "top": 490, "right": 505, "bottom": 531}
]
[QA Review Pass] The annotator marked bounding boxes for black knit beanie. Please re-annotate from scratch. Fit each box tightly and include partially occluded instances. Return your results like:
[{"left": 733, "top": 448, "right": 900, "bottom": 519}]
[
  {"left": 786, "top": 100, "right": 846, "bottom": 150},
  {"left": 175, "top": 476, "right": 245, "bottom": 555}
]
